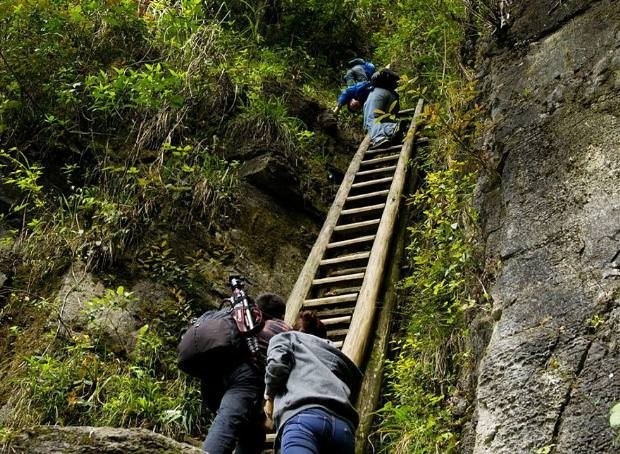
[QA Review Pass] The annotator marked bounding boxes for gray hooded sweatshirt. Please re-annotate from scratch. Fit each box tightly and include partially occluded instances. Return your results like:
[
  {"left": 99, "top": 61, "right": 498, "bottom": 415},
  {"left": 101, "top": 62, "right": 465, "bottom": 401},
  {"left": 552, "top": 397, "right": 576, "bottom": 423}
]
[{"left": 264, "top": 331, "right": 363, "bottom": 434}]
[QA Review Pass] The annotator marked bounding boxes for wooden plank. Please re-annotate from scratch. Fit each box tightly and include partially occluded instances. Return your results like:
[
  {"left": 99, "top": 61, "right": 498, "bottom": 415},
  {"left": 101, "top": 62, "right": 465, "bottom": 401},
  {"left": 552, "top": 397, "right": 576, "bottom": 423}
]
[
  {"left": 303, "top": 293, "right": 359, "bottom": 307},
  {"left": 351, "top": 177, "right": 393, "bottom": 189},
  {"left": 326, "top": 235, "right": 375, "bottom": 249},
  {"left": 360, "top": 154, "right": 399, "bottom": 166},
  {"left": 321, "top": 286, "right": 361, "bottom": 296},
  {"left": 334, "top": 219, "right": 380, "bottom": 232},
  {"left": 341, "top": 203, "right": 385, "bottom": 215},
  {"left": 326, "top": 266, "right": 367, "bottom": 277},
  {"left": 312, "top": 272, "right": 365, "bottom": 286},
  {"left": 356, "top": 165, "right": 397, "bottom": 177},
  {"left": 342, "top": 99, "right": 425, "bottom": 366},
  {"left": 320, "top": 251, "right": 370, "bottom": 265},
  {"left": 321, "top": 315, "right": 352, "bottom": 325},
  {"left": 327, "top": 328, "right": 349, "bottom": 337},
  {"left": 314, "top": 306, "right": 356, "bottom": 317},
  {"left": 285, "top": 135, "right": 372, "bottom": 325},
  {"left": 364, "top": 144, "right": 402, "bottom": 155},
  {"left": 346, "top": 190, "right": 389, "bottom": 202}
]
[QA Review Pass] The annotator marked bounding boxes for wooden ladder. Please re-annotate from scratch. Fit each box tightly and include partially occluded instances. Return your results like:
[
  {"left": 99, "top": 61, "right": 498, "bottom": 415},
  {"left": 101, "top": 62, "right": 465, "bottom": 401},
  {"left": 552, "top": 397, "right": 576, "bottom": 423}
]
[{"left": 284, "top": 99, "right": 425, "bottom": 366}]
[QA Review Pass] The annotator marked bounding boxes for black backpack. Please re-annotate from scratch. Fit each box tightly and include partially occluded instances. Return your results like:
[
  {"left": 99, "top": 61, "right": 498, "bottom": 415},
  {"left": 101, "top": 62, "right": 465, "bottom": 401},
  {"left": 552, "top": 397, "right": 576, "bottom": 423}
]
[
  {"left": 177, "top": 309, "right": 248, "bottom": 378},
  {"left": 371, "top": 68, "right": 400, "bottom": 91}
]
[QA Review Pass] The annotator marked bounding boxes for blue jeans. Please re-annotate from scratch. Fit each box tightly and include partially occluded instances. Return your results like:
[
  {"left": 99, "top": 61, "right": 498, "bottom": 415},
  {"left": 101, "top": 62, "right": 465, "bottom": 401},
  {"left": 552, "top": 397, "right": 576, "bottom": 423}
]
[
  {"left": 281, "top": 408, "right": 355, "bottom": 454},
  {"left": 202, "top": 362, "right": 264, "bottom": 454}
]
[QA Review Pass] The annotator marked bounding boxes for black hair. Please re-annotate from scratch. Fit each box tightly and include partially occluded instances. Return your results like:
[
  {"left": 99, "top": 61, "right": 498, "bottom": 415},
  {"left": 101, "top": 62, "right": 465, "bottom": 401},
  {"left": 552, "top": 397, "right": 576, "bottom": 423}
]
[{"left": 256, "top": 293, "right": 286, "bottom": 320}]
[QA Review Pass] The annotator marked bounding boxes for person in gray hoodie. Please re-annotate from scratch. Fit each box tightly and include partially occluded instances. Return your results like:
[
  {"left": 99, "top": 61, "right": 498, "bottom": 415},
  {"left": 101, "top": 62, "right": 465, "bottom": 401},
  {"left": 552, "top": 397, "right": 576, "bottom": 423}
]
[{"left": 263, "top": 311, "right": 363, "bottom": 453}]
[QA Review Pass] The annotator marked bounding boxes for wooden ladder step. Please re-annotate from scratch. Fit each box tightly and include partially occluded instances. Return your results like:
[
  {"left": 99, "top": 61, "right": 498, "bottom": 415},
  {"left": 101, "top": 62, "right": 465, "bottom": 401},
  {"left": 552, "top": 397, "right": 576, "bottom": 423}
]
[
  {"left": 351, "top": 177, "right": 393, "bottom": 189},
  {"left": 341, "top": 203, "right": 385, "bottom": 215},
  {"left": 304, "top": 293, "right": 359, "bottom": 307},
  {"left": 334, "top": 219, "right": 380, "bottom": 232},
  {"left": 360, "top": 154, "right": 399, "bottom": 166},
  {"left": 356, "top": 165, "right": 397, "bottom": 177},
  {"left": 327, "top": 235, "right": 375, "bottom": 249},
  {"left": 315, "top": 306, "right": 356, "bottom": 317},
  {"left": 321, "top": 315, "right": 352, "bottom": 325},
  {"left": 327, "top": 328, "right": 349, "bottom": 337},
  {"left": 322, "top": 286, "right": 362, "bottom": 296},
  {"left": 346, "top": 190, "right": 389, "bottom": 202},
  {"left": 365, "top": 144, "right": 402, "bottom": 155},
  {"left": 312, "top": 272, "right": 364, "bottom": 286},
  {"left": 326, "top": 266, "right": 367, "bottom": 277},
  {"left": 320, "top": 251, "right": 371, "bottom": 266}
]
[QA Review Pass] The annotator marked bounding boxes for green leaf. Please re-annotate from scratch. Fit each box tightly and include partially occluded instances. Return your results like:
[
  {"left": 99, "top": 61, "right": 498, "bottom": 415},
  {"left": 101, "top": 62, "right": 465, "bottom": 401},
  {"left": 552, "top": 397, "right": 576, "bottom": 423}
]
[{"left": 610, "top": 402, "right": 620, "bottom": 428}]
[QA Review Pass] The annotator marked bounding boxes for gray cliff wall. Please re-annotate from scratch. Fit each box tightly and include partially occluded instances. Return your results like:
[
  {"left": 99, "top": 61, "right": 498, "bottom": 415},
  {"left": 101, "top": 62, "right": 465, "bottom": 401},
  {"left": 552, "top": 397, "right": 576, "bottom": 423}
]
[{"left": 473, "top": 1, "right": 620, "bottom": 452}]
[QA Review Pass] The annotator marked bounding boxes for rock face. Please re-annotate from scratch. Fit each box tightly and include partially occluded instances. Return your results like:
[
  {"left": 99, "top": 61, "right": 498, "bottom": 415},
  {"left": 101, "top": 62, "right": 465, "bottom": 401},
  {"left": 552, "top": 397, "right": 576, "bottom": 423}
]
[
  {"left": 5, "top": 425, "right": 201, "bottom": 453},
  {"left": 472, "top": 1, "right": 620, "bottom": 453},
  {"left": 57, "top": 263, "right": 140, "bottom": 354}
]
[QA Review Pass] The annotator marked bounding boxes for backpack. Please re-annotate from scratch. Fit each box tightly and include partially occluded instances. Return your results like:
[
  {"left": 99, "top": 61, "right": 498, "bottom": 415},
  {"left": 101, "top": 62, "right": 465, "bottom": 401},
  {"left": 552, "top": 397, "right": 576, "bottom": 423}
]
[
  {"left": 177, "top": 309, "right": 248, "bottom": 378},
  {"left": 371, "top": 68, "right": 400, "bottom": 91}
]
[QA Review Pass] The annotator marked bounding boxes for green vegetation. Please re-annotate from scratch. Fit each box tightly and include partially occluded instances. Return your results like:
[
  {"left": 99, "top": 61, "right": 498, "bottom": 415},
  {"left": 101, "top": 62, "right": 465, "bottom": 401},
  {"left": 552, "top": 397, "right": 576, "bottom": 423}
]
[
  {"left": 1, "top": 0, "right": 492, "bottom": 451},
  {"left": 0, "top": 0, "right": 364, "bottom": 442},
  {"left": 7, "top": 322, "right": 200, "bottom": 437},
  {"left": 357, "top": 1, "right": 489, "bottom": 453}
]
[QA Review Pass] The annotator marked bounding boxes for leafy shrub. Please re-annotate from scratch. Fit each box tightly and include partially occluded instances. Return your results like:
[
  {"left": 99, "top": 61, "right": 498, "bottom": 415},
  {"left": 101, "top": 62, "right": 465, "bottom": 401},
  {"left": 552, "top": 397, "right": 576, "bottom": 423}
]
[
  {"left": 1, "top": 143, "right": 238, "bottom": 278},
  {"left": 377, "top": 163, "right": 479, "bottom": 453},
  {"left": 227, "top": 94, "right": 306, "bottom": 158},
  {"left": 4, "top": 325, "right": 202, "bottom": 438}
]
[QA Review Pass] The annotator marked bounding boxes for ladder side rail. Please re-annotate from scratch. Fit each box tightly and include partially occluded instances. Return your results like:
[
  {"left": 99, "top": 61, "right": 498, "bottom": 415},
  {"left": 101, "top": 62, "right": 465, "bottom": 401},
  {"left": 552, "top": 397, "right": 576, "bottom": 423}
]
[
  {"left": 341, "top": 99, "right": 424, "bottom": 366},
  {"left": 285, "top": 134, "right": 372, "bottom": 325}
]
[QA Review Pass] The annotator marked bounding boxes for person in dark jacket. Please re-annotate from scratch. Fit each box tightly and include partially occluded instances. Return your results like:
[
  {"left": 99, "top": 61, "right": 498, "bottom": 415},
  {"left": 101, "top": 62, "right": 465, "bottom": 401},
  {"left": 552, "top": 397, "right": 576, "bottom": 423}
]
[
  {"left": 202, "top": 293, "right": 291, "bottom": 454},
  {"left": 263, "top": 311, "right": 363, "bottom": 454},
  {"left": 343, "top": 58, "right": 376, "bottom": 86}
]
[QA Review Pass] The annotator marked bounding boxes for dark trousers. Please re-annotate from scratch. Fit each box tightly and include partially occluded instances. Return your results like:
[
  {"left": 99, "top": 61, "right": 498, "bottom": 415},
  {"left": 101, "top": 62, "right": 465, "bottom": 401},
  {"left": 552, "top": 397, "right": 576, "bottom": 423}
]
[
  {"left": 202, "top": 362, "right": 265, "bottom": 454},
  {"left": 280, "top": 408, "right": 355, "bottom": 454}
]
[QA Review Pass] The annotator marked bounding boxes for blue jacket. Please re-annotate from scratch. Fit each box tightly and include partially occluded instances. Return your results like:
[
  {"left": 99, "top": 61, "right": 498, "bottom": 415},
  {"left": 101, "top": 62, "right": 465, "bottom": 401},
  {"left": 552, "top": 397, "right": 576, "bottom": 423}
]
[
  {"left": 264, "top": 331, "right": 363, "bottom": 435},
  {"left": 337, "top": 81, "right": 373, "bottom": 108}
]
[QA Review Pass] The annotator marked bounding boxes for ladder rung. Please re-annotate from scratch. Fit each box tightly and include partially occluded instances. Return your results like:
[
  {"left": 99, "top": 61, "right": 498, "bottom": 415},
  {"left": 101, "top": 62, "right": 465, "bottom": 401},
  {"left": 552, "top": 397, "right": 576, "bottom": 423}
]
[
  {"left": 320, "top": 251, "right": 371, "bottom": 265},
  {"left": 323, "top": 286, "right": 362, "bottom": 297},
  {"left": 312, "top": 272, "right": 364, "bottom": 286},
  {"left": 327, "top": 266, "right": 367, "bottom": 277},
  {"left": 351, "top": 177, "right": 393, "bottom": 189},
  {"left": 360, "top": 154, "right": 399, "bottom": 166},
  {"left": 356, "top": 165, "right": 397, "bottom": 177},
  {"left": 334, "top": 219, "right": 380, "bottom": 232},
  {"left": 341, "top": 203, "right": 385, "bottom": 215},
  {"left": 327, "top": 328, "right": 349, "bottom": 337},
  {"left": 365, "top": 144, "right": 402, "bottom": 155},
  {"left": 304, "top": 293, "right": 359, "bottom": 307},
  {"left": 327, "top": 235, "right": 375, "bottom": 248},
  {"left": 332, "top": 340, "right": 343, "bottom": 348},
  {"left": 266, "top": 433, "right": 276, "bottom": 443},
  {"left": 321, "top": 315, "right": 352, "bottom": 325},
  {"left": 315, "top": 306, "right": 356, "bottom": 318},
  {"left": 346, "top": 190, "right": 390, "bottom": 202}
]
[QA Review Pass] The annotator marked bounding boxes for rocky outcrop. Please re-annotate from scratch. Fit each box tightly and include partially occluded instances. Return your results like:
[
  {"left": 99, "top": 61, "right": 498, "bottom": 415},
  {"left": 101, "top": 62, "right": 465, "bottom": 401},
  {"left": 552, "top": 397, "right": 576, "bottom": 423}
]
[
  {"left": 5, "top": 425, "right": 201, "bottom": 453},
  {"left": 472, "top": 0, "right": 620, "bottom": 452},
  {"left": 57, "top": 263, "right": 139, "bottom": 354}
]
